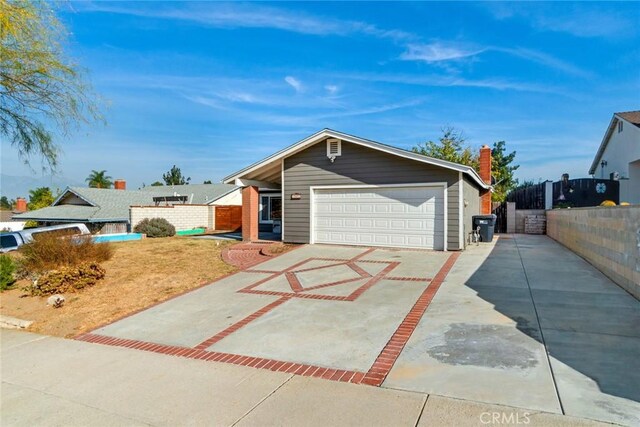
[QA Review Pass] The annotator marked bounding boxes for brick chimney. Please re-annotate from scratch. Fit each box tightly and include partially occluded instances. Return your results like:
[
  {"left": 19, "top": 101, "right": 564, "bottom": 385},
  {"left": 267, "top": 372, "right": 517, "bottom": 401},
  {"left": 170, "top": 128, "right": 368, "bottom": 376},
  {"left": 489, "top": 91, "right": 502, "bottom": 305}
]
[
  {"left": 114, "top": 179, "right": 126, "bottom": 190},
  {"left": 479, "top": 145, "right": 492, "bottom": 214},
  {"left": 15, "top": 197, "right": 28, "bottom": 212}
]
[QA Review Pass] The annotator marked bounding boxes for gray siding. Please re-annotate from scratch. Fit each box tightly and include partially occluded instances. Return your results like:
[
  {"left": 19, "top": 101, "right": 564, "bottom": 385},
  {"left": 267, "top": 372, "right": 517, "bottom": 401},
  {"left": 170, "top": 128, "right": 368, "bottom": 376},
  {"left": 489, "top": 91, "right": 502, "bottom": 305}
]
[
  {"left": 462, "top": 175, "right": 481, "bottom": 247},
  {"left": 283, "top": 139, "right": 462, "bottom": 250}
]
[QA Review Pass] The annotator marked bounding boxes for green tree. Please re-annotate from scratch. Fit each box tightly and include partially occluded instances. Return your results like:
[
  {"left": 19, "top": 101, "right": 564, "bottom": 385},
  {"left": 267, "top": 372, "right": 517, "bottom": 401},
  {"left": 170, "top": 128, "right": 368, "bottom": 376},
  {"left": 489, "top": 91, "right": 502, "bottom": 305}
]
[
  {"left": 0, "top": 196, "right": 12, "bottom": 210},
  {"left": 203, "top": 180, "right": 212, "bottom": 184},
  {"left": 27, "top": 186, "right": 54, "bottom": 210},
  {"left": 0, "top": 0, "right": 102, "bottom": 170},
  {"left": 150, "top": 181, "right": 164, "bottom": 187},
  {"left": 490, "top": 141, "right": 520, "bottom": 202},
  {"left": 413, "top": 128, "right": 520, "bottom": 203},
  {"left": 85, "top": 169, "right": 113, "bottom": 188},
  {"left": 162, "top": 165, "right": 190, "bottom": 186},
  {"left": 412, "top": 127, "right": 479, "bottom": 170}
]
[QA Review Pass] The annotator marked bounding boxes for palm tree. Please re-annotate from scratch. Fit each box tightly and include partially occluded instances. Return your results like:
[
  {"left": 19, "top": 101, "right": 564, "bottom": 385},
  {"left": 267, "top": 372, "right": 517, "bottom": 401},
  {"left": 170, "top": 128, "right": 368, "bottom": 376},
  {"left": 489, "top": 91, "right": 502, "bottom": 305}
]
[{"left": 86, "top": 170, "right": 113, "bottom": 189}]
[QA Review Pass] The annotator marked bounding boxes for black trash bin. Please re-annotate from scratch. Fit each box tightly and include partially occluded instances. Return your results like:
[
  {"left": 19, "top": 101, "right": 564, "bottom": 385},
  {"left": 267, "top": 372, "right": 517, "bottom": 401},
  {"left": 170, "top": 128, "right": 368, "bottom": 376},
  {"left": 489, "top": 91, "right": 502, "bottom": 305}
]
[{"left": 472, "top": 214, "right": 497, "bottom": 242}]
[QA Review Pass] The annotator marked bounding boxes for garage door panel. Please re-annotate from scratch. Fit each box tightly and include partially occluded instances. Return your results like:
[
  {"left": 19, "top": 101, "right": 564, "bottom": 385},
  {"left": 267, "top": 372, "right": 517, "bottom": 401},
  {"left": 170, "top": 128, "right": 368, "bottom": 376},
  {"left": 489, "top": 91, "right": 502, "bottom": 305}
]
[{"left": 313, "top": 186, "right": 445, "bottom": 250}]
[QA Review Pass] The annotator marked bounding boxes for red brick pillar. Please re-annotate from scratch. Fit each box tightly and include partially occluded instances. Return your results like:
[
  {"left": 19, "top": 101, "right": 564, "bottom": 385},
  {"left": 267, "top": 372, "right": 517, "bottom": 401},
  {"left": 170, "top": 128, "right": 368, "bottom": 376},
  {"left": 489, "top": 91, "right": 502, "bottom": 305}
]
[
  {"left": 479, "top": 145, "right": 492, "bottom": 214},
  {"left": 242, "top": 186, "right": 259, "bottom": 241}
]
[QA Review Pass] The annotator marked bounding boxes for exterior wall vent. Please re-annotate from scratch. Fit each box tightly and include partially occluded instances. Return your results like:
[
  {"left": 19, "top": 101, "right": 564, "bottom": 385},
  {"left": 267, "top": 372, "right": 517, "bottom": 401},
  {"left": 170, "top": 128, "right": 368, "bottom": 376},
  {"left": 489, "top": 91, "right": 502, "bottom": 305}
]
[{"left": 327, "top": 138, "right": 341, "bottom": 162}]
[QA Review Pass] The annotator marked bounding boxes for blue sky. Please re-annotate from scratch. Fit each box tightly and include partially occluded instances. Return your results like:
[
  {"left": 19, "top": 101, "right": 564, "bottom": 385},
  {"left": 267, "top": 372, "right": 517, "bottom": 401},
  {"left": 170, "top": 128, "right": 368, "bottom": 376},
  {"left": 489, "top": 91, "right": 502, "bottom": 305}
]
[{"left": 2, "top": 1, "right": 639, "bottom": 195}]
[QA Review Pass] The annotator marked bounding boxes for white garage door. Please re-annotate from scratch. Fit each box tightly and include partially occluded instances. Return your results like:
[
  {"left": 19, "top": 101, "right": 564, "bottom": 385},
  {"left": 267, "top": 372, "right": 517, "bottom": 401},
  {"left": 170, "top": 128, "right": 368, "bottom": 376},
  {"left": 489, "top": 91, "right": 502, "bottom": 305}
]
[{"left": 312, "top": 185, "right": 445, "bottom": 250}]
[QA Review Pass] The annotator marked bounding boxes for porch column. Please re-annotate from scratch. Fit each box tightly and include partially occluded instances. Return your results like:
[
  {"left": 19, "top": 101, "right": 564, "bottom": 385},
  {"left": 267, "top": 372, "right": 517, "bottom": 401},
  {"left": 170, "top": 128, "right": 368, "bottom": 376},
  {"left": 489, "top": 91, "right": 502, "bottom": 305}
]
[{"left": 242, "top": 186, "right": 259, "bottom": 241}]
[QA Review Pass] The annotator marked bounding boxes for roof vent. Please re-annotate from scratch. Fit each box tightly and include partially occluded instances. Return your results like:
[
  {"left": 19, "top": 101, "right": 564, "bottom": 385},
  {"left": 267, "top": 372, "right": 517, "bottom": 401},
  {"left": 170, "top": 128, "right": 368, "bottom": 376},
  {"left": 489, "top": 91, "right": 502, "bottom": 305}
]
[{"left": 327, "top": 138, "right": 341, "bottom": 162}]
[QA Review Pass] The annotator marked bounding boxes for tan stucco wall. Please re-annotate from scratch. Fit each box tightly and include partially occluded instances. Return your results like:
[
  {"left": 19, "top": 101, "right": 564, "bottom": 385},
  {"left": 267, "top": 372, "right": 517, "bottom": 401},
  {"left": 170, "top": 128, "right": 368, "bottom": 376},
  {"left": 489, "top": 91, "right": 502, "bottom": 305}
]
[
  {"left": 211, "top": 189, "right": 242, "bottom": 206},
  {"left": 546, "top": 206, "right": 640, "bottom": 298},
  {"left": 130, "top": 205, "right": 214, "bottom": 231}
]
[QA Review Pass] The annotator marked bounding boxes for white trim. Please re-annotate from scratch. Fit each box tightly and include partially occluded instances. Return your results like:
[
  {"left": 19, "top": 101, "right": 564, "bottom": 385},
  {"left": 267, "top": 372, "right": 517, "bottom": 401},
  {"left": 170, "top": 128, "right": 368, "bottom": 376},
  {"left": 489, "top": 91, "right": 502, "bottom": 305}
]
[
  {"left": 443, "top": 186, "right": 448, "bottom": 252},
  {"left": 53, "top": 187, "right": 97, "bottom": 207},
  {"left": 309, "top": 182, "right": 448, "bottom": 250},
  {"left": 223, "top": 129, "right": 490, "bottom": 190},
  {"left": 281, "top": 159, "right": 285, "bottom": 240},
  {"left": 234, "top": 178, "right": 280, "bottom": 190},
  {"left": 259, "top": 193, "right": 282, "bottom": 224},
  {"left": 458, "top": 172, "right": 464, "bottom": 250},
  {"left": 310, "top": 182, "right": 448, "bottom": 190},
  {"left": 589, "top": 113, "right": 638, "bottom": 175}
]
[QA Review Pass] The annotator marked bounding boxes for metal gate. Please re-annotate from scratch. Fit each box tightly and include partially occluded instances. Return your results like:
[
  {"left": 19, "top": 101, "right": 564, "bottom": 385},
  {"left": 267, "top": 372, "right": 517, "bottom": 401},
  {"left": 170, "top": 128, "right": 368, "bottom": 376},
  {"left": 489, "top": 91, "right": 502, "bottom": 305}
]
[{"left": 492, "top": 202, "right": 507, "bottom": 233}]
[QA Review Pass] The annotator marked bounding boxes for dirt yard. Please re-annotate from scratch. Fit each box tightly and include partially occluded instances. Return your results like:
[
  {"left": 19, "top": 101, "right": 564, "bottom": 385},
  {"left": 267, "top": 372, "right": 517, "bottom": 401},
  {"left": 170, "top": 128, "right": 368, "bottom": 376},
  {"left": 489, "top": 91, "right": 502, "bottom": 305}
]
[{"left": 1, "top": 237, "right": 246, "bottom": 338}]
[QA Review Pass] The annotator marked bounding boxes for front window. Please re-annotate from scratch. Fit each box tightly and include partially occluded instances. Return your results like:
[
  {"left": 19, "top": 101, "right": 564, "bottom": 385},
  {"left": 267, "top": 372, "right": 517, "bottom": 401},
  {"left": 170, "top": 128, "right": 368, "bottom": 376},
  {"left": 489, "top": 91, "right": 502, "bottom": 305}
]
[{"left": 260, "top": 195, "right": 282, "bottom": 223}]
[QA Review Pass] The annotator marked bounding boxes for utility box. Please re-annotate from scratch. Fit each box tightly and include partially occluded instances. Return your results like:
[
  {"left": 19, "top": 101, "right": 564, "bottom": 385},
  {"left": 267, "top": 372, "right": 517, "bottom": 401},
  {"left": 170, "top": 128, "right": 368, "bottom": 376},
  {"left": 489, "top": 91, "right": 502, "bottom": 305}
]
[{"left": 472, "top": 214, "right": 497, "bottom": 242}]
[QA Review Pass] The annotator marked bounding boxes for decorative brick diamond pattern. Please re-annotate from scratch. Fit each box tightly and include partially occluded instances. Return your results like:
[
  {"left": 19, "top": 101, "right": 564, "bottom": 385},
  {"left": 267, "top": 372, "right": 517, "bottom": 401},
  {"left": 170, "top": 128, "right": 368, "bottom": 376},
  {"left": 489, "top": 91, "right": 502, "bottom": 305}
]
[{"left": 76, "top": 246, "right": 459, "bottom": 388}]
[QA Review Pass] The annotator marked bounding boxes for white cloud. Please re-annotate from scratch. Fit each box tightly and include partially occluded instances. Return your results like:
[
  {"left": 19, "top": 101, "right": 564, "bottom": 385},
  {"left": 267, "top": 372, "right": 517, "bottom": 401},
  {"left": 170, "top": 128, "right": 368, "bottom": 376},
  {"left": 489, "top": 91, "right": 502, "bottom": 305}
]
[
  {"left": 324, "top": 85, "right": 339, "bottom": 95},
  {"left": 78, "top": 2, "right": 415, "bottom": 42},
  {"left": 285, "top": 76, "right": 303, "bottom": 93},
  {"left": 486, "top": 3, "right": 637, "bottom": 39},
  {"left": 496, "top": 47, "right": 591, "bottom": 78},
  {"left": 337, "top": 71, "right": 562, "bottom": 94},
  {"left": 400, "top": 42, "right": 486, "bottom": 62},
  {"left": 400, "top": 42, "right": 589, "bottom": 78}
]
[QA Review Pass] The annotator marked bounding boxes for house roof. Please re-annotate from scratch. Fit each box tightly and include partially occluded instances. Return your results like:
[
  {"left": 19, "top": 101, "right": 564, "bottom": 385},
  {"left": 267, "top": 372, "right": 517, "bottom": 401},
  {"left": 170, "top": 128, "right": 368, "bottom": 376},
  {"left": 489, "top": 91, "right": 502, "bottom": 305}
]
[
  {"left": 0, "top": 210, "right": 16, "bottom": 222},
  {"left": 222, "top": 129, "right": 490, "bottom": 189},
  {"left": 617, "top": 111, "right": 640, "bottom": 127},
  {"left": 13, "top": 205, "right": 101, "bottom": 222},
  {"left": 140, "top": 184, "right": 238, "bottom": 204},
  {"left": 14, "top": 184, "right": 239, "bottom": 223},
  {"left": 589, "top": 110, "right": 640, "bottom": 175}
]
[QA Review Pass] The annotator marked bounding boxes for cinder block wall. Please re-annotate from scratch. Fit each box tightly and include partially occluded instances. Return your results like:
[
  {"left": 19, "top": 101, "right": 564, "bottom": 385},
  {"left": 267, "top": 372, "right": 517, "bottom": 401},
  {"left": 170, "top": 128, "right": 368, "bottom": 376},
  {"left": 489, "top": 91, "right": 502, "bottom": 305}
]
[
  {"left": 514, "top": 209, "right": 546, "bottom": 233},
  {"left": 130, "top": 205, "right": 214, "bottom": 231},
  {"left": 546, "top": 206, "right": 640, "bottom": 299}
]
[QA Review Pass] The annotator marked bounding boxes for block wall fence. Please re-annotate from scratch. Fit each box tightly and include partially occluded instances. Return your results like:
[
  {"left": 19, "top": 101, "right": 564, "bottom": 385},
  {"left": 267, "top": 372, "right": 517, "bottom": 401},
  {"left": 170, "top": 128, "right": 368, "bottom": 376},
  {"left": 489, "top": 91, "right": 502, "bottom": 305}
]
[
  {"left": 130, "top": 205, "right": 214, "bottom": 231},
  {"left": 546, "top": 206, "right": 640, "bottom": 299}
]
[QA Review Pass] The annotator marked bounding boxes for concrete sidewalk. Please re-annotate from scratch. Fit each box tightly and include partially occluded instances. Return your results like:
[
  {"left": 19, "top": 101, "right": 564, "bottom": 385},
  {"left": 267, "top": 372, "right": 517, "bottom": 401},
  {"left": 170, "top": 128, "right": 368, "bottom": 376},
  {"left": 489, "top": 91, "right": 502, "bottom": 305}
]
[{"left": 1, "top": 329, "right": 605, "bottom": 427}]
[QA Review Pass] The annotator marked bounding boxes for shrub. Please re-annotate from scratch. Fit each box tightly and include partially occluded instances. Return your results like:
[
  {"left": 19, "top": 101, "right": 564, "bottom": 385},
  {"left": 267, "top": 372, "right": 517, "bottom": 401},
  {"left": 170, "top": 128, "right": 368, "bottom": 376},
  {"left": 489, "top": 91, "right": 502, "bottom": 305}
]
[
  {"left": 0, "top": 255, "right": 16, "bottom": 290},
  {"left": 133, "top": 218, "right": 176, "bottom": 238},
  {"left": 19, "top": 232, "right": 113, "bottom": 274},
  {"left": 28, "top": 262, "right": 106, "bottom": 296},
  {"left": 600, "top": 200, "right": 616, "bottom": 207}
]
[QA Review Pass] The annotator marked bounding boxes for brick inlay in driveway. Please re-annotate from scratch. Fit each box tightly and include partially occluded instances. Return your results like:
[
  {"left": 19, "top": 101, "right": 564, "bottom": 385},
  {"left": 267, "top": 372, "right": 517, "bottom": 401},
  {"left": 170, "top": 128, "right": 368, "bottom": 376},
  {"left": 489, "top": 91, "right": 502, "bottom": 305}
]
[{"left": 77, "top": 246, "right": 458, "bottom": 387}]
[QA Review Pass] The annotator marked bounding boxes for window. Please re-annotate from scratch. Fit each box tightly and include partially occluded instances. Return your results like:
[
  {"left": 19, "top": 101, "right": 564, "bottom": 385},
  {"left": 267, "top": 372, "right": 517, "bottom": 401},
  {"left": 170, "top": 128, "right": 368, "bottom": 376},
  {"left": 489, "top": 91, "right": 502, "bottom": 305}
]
[
  {"left": 260, "top": 195, "right": 282, "bottom": 223},
  {"left": 0, "top": 234, "right": 18, "bottom": 249},
  {"left": 618, "top": 121, "right": 623, "bottom": 133}
]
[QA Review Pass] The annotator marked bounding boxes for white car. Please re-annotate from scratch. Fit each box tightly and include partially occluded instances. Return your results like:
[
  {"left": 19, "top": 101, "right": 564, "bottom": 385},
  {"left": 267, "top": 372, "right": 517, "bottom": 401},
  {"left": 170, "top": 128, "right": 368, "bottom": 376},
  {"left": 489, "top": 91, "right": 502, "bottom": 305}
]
[{"left": 0, "top": 223, "right": 90, "bottom": 253}]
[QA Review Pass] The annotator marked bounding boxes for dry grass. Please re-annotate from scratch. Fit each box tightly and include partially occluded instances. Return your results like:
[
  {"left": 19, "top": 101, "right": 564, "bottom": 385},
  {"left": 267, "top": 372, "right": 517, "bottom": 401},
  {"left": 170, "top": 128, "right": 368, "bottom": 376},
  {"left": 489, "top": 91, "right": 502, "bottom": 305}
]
[
  {"left": 20, "top": 232, "right": 113, "bottom": 273},
  {"left": 0, "top": 237, "right": 238, "bottom": 337}
]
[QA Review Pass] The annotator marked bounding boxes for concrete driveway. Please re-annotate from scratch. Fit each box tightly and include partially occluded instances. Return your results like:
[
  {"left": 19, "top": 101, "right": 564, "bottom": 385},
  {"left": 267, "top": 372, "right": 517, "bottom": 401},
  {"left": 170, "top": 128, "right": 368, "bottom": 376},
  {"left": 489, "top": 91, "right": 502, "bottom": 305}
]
[{"left": 80, "top": 235, "right": 639, "bottom": 426}]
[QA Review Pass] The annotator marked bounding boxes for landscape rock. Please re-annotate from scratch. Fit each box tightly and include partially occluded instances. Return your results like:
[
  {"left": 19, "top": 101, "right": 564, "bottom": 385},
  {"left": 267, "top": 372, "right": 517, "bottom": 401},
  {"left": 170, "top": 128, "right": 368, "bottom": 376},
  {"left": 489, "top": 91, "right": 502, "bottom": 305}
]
[{"left": 47, "top": 294, "right": 66, "bottom": 308}]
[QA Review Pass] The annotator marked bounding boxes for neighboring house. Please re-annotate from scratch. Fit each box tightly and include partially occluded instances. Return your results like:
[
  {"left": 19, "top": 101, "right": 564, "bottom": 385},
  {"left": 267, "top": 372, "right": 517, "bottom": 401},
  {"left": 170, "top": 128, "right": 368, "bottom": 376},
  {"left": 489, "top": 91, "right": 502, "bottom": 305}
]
[
  {"left": 589, "top": 110, "right": 640, "bottom": 204},
  {"left": 0, "top": 209, "right": 26, "bottom": 232},
  {"left": 13, "top": 183, "right": 241, "bottom": 233},
  {"left": 224, "top": 129, "right": 491, "bottom": 250}
]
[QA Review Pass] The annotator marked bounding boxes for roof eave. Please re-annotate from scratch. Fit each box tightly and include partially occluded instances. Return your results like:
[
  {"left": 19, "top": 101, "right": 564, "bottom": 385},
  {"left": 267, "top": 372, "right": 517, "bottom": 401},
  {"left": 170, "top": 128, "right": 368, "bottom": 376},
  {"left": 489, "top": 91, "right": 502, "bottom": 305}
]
[
  {"left": 206, "top": 186, "right": 241, "bottom": 205},
  {"left": 53, "top": 187, "right": 98, "bottom": 207},
  {"left": 588, "top": 115, "right": 618, "bottom": 175},
  {"left": 223, "top": 128, "right": 490, "bottom": 190}
]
